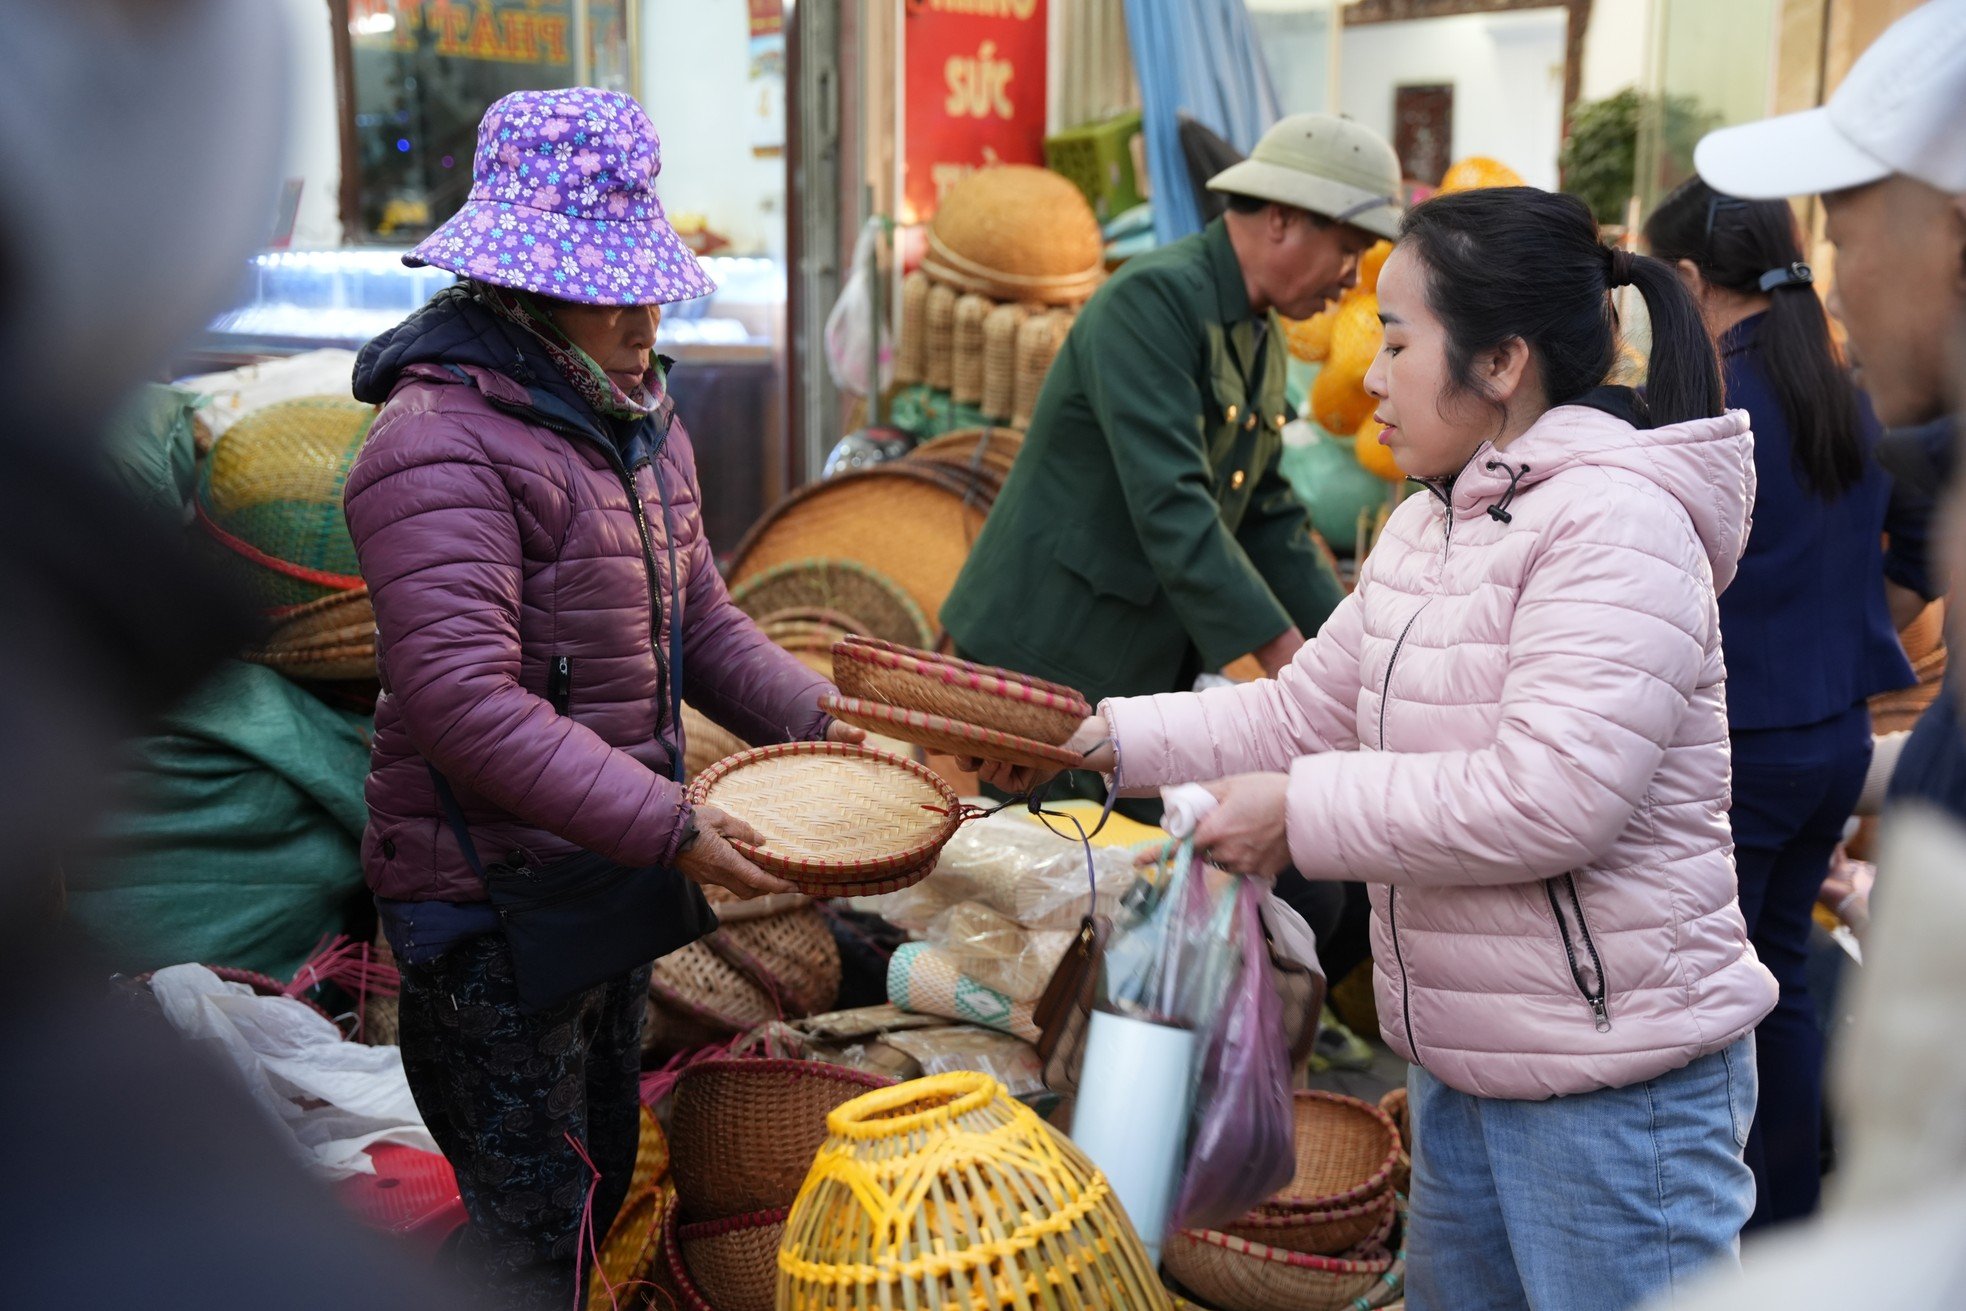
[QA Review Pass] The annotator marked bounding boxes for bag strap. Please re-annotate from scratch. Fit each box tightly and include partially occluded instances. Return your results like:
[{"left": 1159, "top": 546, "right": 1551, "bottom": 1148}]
[{"left": 427, "top": 762, "right": 492, "bottom": 890}]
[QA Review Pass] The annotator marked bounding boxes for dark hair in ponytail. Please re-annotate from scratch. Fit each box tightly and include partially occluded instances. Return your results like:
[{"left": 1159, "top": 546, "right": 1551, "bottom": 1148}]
[
  {"left": 1398, "top": 187, "right": 1723, "bottom": 430},
  {"left": 1644, "top": 176, "right": 1863, "bottom": 499}
]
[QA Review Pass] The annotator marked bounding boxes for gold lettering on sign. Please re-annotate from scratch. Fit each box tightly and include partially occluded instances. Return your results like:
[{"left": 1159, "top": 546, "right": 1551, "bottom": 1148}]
[{"left": 944, "top": 40, "right": 1016, "bottom": 119}]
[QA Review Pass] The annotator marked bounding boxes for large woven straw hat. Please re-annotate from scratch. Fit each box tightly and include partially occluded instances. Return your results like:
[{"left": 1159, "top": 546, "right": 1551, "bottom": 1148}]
[
  {"left": 1208, "top": 114, "right": 1403, "bottom": 240},
  {"left": 922, "top": 165, "right": 1105, "bottom": 306}
]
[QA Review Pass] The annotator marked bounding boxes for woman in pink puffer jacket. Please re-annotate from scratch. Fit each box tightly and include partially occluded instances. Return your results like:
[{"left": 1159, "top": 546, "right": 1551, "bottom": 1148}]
[{"left": 996, "top": 189, "right": 1778, "bottom": 1310}]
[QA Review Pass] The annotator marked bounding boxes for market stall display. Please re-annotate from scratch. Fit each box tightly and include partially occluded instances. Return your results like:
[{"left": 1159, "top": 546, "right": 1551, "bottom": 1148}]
[
  {"left": 777, "top": 1072, "right": 1169, "bottom": 1310},
  {"left": 892, "top": 166, "right": 1104, "bottom": 437},
  {"left": 727, "top": 462, "right": 992, "bottom": 631},
  {"left": 683, "top": 742, "right": 961, "bottom": 893},
  {"left": 730, "top": 558, "right": 935, "bottom": 650}
]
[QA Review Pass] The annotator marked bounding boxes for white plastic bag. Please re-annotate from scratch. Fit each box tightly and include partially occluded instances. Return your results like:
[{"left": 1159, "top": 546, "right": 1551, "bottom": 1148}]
[
  {"left": 149, "top": 964, "right": 438, "bottom": 1178},
  {"left": 823, "top": 216, "right": 893, "bottom": 397}
]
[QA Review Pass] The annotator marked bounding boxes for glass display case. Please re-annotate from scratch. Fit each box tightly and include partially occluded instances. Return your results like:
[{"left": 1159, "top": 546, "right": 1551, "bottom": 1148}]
[{"left": 194, "top": 248, "right": 787, "bottom": 557}]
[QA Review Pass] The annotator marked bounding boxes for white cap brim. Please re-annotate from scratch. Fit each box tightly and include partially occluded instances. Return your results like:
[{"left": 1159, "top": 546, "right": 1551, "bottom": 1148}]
[{"left": 1694, "top": 107, "right": 1894, "bottom": 200}]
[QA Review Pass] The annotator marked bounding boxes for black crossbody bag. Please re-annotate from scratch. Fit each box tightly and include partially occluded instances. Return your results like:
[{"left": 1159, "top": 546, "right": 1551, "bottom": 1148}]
[{"left": 426, "top": 428, "right": 716, "bottom": 1013}]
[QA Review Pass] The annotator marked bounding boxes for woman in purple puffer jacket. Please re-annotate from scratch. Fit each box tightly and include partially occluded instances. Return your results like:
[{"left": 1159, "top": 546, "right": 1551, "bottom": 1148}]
[{"left": 343, "top": 88, "right": 854, "bottom": 1311}]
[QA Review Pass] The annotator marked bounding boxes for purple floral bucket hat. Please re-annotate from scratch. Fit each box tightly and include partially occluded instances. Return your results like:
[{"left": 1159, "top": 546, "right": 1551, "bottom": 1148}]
[{"left": 405, "top": 87, "right": 714, "bottom": 306}]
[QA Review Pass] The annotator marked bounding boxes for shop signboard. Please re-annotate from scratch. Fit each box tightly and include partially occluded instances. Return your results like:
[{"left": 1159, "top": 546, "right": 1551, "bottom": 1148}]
[{"left": 902, "top": 0, "right": 1050, "bottom": 224}]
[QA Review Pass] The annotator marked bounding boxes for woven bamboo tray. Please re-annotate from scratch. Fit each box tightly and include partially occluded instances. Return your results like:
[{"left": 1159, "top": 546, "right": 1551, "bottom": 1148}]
[
  {"left": 685, "top": 741, "right": 962, "bottom": 883},
  {"left": 1225, "top": 1188, "right": 1396, "bottom": 1258},
  {"left": 778, "top": 1072, "right": 1170, "bottom": 1310},
  {"left": 760, "top": 615, "right": 861, "bottom": 679},
  {"left": 1254, "top": 1092, "right": 1403, "bottom": 1215},
  {"left": 822, "top": 695, "right": 1082, "bottom": 771},
  {"left": 679, "top": 1207, "right": 788, "bottom": 1311},
  {"left": 718, "top": 909, "right": 842, "bottom": 1018},
  {"left": 1163, "top": 1228, "right": 1399, "bottom": 1311},
  {"left": 732, "top": 558, "right": 934, "bottom": 651},
  {"left": 727, "top": 466, "right": 992, "bottom": 630},
  {"left": 670, "top": 1058, "right": 895, "bottom": 1219},
  {"left": 831, "top": 635, "right": 1090, "bottom": 745}
]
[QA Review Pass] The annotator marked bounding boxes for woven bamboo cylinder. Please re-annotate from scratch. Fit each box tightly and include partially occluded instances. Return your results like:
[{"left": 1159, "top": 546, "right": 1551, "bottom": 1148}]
[
  {"left": 897, "top": 270, "right": 931, "bottom": 386},
  {"left": 778, "top": 1072, "right": 1170, "bottom": 1310},
  {"left": 924, "top": 282, "right": 958, "bottom": 393},
  {"left": 980, "top": 302, "right": 1031, "bottom": 421},
  {"left": 1012, "top": 310, "right": 1072, "bottom": 428},
  {"left": 951, "top": 293, "right": 992, "bottom": 405}
]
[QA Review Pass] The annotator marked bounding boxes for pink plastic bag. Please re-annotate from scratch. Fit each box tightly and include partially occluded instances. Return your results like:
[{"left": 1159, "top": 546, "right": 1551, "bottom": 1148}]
[{"left": 1171, "top": 877, "right": 1296, "bottom": 1230}]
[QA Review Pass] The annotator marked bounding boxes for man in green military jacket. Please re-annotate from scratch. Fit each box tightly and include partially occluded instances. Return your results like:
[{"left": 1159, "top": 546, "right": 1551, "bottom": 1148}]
[{"left": 942, "top": 113, "right": 1404, "bottom": 709}]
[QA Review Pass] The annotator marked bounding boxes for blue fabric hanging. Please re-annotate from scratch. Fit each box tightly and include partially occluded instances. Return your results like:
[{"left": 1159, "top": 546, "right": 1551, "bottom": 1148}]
[{"left": 1123, "top": 0, "right": 1282, "bottom": 245}]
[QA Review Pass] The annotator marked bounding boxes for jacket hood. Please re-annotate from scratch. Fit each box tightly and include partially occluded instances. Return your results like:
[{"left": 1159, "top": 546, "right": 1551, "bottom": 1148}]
[
  {"left": 352, "top": 285, "right": 539, "bottom": 405},
  {"left": 1451, "top": 402, "right": 1757, "bottom": 592}
]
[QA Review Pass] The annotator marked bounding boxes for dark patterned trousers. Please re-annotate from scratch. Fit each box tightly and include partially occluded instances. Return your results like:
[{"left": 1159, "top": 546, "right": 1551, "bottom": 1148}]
[{"left": 397, "top": 934, "right": 648, "bottom": 1311}]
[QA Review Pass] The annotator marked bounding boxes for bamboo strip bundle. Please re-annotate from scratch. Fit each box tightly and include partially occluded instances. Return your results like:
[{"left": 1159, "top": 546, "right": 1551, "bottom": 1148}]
[
  {"left": 924, "top": 282, "right": 958, "bottom": 392},
  {"left": 952, "top": 293, "right": 992, "bottom": 404},
  {"left": 897, "top": 270, "right": 931, "bottom": 386},
  {"left": 981, "top": 303, "right": 1032, "bottom": 421},
  {"left": 777, "top": 1071, "right": 1170, "bottom": 1310}
]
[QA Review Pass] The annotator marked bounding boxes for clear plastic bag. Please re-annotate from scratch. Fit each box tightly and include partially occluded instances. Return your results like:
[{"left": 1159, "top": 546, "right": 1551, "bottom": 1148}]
[
  {"left": 1099, "top": 841, "right": 1240, "bottom": 1027},
  {"left": 923, "top": 902, "right": 1077, "bottom": 1001},
  {"left": 1173, "top": 876, "right": 1298, "bottom": 1230},
  {"left": 866, "top": 811, "right": 1139, "bottom": 932},
  {"left": 823, "top": 216, "right": 893, "bottom": 398}
]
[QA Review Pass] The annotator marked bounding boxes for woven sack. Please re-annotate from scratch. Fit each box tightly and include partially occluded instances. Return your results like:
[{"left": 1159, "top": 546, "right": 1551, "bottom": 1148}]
[
  {"left": 1164, "top": 1228, "right": 1400, "bottom": 1311},
  {"left": 670, "top": 1057, "right": 894, "bottom": 1219},
  {"left": 924, "top": 282, "right": 958, "bottom": 392},
  {"left": 778, "top": 1072, "right": 1169, "bottom": 1310},
  {"left": 1012, "top": 310, "right": 1072, "bottom": 428},
  {"left": 730, "top": 558, "right": 934, "bottom": 650},
  {"left": 980, "top": 303, "right": 1031, "bottom": 420},
  {"left": 679, "top": 1208, "right": 787, "bottom": 1311},
  {"left": 728, "top": 465, "right": 992, "bottom": 634},
  {"left": 195, "top": 396, "right": 375, "bottom": 609},
  {"left": 897, "top": 270, "right": 931, "bottom": 386}
]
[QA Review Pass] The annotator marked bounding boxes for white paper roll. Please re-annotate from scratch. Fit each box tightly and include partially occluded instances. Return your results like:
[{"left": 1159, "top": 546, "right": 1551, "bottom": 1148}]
[{"left": 1070, "top": 1008, "right": 1199, "bottom": 1262}]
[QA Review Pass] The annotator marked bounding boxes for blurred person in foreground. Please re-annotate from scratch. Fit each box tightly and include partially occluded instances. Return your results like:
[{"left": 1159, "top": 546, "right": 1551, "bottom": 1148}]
[
  {"left": 345, "top": 87, "right": 862, "bottom": 1311},
  {"left": 0, "top": 1, "right": 472, "bottom": 1307},
  {"left": 1644, "top": 179, "right": 1925, "bottom": 1227},
  {"left": 1661, "top": 1, "right": 1966, "bottom": 1304}
]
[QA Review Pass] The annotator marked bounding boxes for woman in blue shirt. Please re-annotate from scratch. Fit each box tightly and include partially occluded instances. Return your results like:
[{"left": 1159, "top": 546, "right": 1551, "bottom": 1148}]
[{"left": 1646, "top": 179, "right": 1918, "bottom": 1228}]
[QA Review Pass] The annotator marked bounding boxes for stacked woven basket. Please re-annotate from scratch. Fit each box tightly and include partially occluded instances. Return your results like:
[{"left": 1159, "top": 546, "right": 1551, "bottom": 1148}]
[
  {"left": 1164, "top": 1091, "right": 1408, "bottom": 1311},
  {"left": 643, "top": 886, "right": 843, "bottom": 1059},
  {"left": 895, "top": 165, "right": 1105, "bottom": 429},
  {"left": 660, "top": 1057, "right": 896, "bottom": 1311}
]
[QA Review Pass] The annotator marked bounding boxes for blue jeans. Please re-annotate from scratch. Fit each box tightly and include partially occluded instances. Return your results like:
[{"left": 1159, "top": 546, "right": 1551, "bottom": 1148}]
[{"left": 1404, "top": 1039, "right": 1757, "bottom": 1311}]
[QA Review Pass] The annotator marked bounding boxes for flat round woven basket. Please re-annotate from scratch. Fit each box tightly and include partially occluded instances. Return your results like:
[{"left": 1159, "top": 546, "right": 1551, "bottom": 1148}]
[
  {"left": 831, "top": 635, "right": 1090, "bottom": 745},
  {"left": 909, "top": 426, "right": 1024, "bottom": 481},
  {"left": 727, "top": 466, "right": 993, "bottom": 632},
  {"left": 1225, "top": 1188, "right": 1396, "bottom": 1258},
  {"left": 1256, "top": 1091, "right": 1403, "bottom": 1214},
  {"left": 685, "top": 742, "right": 962, "bottom": 883},
  {"left": 731, "top": 558, "right": 936, "bottom": 651},
  {"left": 670, "top": 1058, "right": 895, "bottom": 1219},
  {"left": 1163, "top": 1228, "right": 1398, "bottom": 1311},
  {"left": 679, "top": 1207, "right": 788, "bottom": 1311},
  {"left": 243, "top": 585, "right": 379, "bottom": 681},
  {"left": 760, "top": 617, "right": 860, "bottom": 679},
  {"left": 821, "top": 695, "right": 1083, "bottom": 771}
]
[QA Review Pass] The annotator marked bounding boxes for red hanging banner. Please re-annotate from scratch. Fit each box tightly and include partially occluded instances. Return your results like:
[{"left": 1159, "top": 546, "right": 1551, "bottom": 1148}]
[{"left": 901, "top": 0, "right": 1050, "bottom": 225}]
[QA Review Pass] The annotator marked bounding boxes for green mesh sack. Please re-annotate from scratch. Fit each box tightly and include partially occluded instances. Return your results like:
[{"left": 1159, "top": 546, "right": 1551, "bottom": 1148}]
[{"left": 195, "top": 396, "right": 375, "bottom": 609}]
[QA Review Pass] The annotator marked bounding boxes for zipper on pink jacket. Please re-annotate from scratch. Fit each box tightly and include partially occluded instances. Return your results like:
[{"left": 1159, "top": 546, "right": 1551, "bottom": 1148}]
[{"left": 1381, "top": 600, "right": 1429, "bottom": 1059}]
